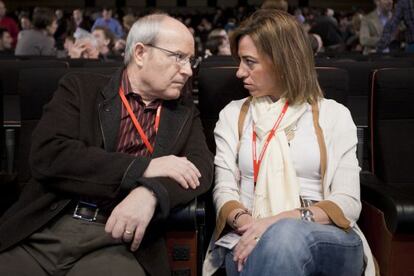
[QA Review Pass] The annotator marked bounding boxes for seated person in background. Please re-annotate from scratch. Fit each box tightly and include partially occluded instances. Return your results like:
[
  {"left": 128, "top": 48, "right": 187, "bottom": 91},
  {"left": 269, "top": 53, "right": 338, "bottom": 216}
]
[
  {"left": 377, "top": 0, "right": 414, "bottom": 53},
  {"left": 309, "top": 11, "right": 345, "bottom": 52},
  {"left": 15, "top": 7, "right": 57, "bottom": 56},
  {"left": 70, "top": 8, "right": 92, "bottom": 33},
  {"left": 63, "top": 34, "right": 75, "bottom": 53},
  {"left": 0, "top": 0, "right": 19, "bottom": 48},
  {"left": 67, "top": 35, "right": 100, "bottom": 59},
  {"left": 360, "top": 0, "right": 393, "bottom": 54},
  {"left": 122, "top": 14, "right": 137, "bottom": 37},
  {"left": 92, "top": 7, "right": 124, "bottom": 39},
  {"left": 0, "top": 13, "right": 213, "bottom": 276},
  {"left": 92, "top": 25, "right": 115, "bottom": 58},
  {"left": 113, "top": 38, "right": 126, "bottom": 56},
  {"left": 19, "top": 14, "right": 32, "bottom": 30},
  {"left": 308, "top": 32, "right": 324, "bottom": 55},
  {"left": 203, "top": 9, "right": 374, "bottom": 276},
  {"left": 204, "top": 28, "right": 231, "bottom": 57},
  {"left": 261, "top": 0, "right": 288, "bottom": 12},
  {"left": 0, "top": 27, "right": 13, "bottom": 55}
]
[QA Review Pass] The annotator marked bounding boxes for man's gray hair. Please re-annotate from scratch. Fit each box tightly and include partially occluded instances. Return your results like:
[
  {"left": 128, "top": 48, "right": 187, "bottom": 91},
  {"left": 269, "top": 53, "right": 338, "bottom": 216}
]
[{"left": 124, "top": 13, "right": 168, "bottom": 65}]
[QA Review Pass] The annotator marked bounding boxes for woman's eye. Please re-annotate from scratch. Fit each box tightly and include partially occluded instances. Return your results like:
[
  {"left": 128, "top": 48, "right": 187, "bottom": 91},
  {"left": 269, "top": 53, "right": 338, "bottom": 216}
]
[{"left": 245, "top": 59, "right": 256, "bottom": 67}]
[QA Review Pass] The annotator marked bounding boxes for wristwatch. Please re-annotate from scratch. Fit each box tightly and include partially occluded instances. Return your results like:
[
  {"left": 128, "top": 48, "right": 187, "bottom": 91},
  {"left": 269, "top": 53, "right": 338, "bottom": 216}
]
[{"left": 298, "top": 207, "right": 315, "bottom": 222}]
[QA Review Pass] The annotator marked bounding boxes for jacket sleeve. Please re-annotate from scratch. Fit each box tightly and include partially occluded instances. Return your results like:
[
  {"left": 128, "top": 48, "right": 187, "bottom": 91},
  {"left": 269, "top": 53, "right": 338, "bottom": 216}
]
[
  {"left": 29, "top": 74, "right": 151, "bottom": 198},
  {"left": 136, "top": 102, "right": 214, "bottom": 220},
  {"left": 212, "top": 101, "right": 249, "bottom": 237},
  {"left": 323, "top": 105, "right": 361, "bottom": 227}
]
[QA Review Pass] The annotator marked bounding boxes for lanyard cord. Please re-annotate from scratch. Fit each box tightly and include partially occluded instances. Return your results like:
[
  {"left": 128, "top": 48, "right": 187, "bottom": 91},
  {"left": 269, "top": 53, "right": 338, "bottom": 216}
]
[
  {"left": 252, "top": 101, "right": 289, "bottom": 185},
  {"left": 119, "top": 87, "right": 161, "bottom": 154}
]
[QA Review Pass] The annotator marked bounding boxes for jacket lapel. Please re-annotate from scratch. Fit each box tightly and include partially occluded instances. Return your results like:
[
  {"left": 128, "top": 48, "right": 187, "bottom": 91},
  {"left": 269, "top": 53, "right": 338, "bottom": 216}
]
[
  {"left": 98, "top": 68, "right": 123, "bottom": 152},
  {"left": 97, "top": 67, "right": 191, "bottom": 155},
  {"left": 152, "top": 99, "right": 191, "bottom": 157}
]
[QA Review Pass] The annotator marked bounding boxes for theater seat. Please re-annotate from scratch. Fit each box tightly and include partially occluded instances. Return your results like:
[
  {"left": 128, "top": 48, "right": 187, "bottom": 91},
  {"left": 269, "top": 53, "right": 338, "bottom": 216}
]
[{"left": 359, "top": 68, "right": 414, "bottom": 276}]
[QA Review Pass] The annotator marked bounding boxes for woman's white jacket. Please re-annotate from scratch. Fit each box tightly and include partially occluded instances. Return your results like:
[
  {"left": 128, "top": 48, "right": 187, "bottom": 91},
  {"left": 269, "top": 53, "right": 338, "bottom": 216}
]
[{"left": 203, "top": 98, "right": 374, "bottom": 276}]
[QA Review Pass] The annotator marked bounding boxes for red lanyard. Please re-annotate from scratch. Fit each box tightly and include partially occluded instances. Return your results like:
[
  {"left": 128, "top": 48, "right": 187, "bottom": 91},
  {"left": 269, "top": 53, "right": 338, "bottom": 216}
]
[
  {"left": 252, "top": 101, "right": 289, "bottom": 185},
  {"left": 118, "top": 87, "right": 161, "bottom": 154}
]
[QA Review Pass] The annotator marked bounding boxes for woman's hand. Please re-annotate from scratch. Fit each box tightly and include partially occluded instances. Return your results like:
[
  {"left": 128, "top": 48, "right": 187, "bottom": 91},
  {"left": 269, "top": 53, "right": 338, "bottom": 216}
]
[
  {"left": 233, "top": 210, "right": 300, "bottom": 271},
  {"left": 235, "top": 213, "right": 254, "bottom": 234}
]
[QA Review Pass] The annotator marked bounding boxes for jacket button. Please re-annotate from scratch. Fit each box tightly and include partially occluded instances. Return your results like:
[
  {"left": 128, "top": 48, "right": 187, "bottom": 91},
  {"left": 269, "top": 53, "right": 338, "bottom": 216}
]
[
  {"left": 50, "top": 203, "right": 58, "bottom": 211},
  {"left": 104, "top": 107, "right": 110, "bottom": 112}
]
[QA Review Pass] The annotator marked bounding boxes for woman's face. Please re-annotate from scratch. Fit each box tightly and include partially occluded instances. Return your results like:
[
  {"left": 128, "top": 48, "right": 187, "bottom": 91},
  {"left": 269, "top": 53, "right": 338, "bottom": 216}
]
[
  {"left": 46, "top": 19, "right": 58, "bottom": 35},
  {"left": 236, "top": 35, "right": 283, "bottom": 98}
]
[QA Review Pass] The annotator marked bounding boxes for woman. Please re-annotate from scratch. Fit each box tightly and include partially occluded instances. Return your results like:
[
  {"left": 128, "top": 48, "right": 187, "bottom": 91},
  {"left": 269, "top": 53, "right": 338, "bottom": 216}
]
[
  {"left": 203, "top": 9, "right": 374, "bottom": 276},
  {"left": 204, "top": 28, "right": 231, "bottom": 57},
  {"left": 15, "top": 8, "right": 57, "bottom": 56}
]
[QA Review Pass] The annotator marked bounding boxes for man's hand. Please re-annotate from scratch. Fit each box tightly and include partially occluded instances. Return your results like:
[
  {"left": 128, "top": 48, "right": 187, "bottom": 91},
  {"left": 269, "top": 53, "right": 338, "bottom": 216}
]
[
  {"left": 105, "top": 186, "right": 157, "bottom": 251},
  {"left": 143, "top": 155, "right": 201, "bottom": 189}
]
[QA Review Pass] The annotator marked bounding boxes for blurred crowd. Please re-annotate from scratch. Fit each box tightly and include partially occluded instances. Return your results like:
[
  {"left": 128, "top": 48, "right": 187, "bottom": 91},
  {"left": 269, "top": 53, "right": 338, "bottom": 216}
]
[{"left": 0, "top": 0, "right": 412, "bottom": 60}]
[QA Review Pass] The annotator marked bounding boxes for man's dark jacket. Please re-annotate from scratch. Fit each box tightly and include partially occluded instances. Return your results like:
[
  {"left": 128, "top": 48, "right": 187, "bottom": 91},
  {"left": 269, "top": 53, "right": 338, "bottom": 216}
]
[{"left": 0, "top": 68, "right": 214, "bottom": 275}]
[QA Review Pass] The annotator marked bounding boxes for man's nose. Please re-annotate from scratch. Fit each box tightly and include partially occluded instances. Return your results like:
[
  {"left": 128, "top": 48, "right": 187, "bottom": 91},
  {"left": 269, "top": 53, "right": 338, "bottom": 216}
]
[{"left": 180, "top": 62, "right": 193, "bottom": 77}]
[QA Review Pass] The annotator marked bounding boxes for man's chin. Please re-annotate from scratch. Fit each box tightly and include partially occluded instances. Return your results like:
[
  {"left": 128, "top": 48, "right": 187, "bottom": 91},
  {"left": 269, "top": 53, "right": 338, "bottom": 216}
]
[{"left": 162, "top": 88, "right": 182, "bottom": 100}]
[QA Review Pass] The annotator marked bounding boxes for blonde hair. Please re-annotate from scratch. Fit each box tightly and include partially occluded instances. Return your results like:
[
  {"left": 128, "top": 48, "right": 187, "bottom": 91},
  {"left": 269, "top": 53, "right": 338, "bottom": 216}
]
[{"left": 230, "top": 9, "right": 323, "bottom": 105}]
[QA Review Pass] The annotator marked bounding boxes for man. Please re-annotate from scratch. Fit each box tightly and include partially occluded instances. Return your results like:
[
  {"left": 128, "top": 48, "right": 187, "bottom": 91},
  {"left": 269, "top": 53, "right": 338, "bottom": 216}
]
[
  {"left": 70, "top": 8, "right": 92, "bottom": 33},
  {"left": 377, "top": 0, "right": 414, "bottom": 53},
  {"left": 92, "top": 25, "right": 115, "bottom": 58},
  {"left": 360, "top": 0, "right": 394, "bottom": 54},
  {"left": 92, "top": 7, "right": 124, "bottom": 38},
  {"left": 0, "top": 27, "right": 13, "bottom": 55},
  {"left": 0, "top": 0, "right": 18, "bottom": 47},
  {"left": 0, "top": 13, "right": 213, "bottom": 276}
]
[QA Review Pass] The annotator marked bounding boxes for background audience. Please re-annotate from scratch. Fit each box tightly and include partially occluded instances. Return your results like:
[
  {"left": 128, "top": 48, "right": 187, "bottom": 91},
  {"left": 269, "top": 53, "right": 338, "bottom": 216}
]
[
  {"left": 0, "top": 1, "right": 410, "bottom": 58},
  {"left": 15, "top": 7, "right": 57, "bottom": 56}
]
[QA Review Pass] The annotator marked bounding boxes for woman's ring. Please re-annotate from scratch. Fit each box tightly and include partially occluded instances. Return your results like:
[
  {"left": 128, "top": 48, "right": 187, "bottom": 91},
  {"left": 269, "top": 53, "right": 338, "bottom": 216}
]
[
  {"left": 254, "top": 236, "right": 261, "bottom": 242},
  {"left": 124, "top": 230, "right": 133, "bottom": 235}
]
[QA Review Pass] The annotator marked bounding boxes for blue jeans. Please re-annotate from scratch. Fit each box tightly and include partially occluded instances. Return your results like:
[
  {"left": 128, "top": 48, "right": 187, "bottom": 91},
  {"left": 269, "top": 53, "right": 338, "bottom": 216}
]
[{"left": 225, "top": 218, "right": 364, "bottom": 276}]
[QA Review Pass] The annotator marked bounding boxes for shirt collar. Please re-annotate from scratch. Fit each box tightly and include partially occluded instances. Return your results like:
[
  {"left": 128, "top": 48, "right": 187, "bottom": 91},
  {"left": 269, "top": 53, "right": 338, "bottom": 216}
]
[{"left": 121, "top": 69, "right": 162, "bottom": 110}]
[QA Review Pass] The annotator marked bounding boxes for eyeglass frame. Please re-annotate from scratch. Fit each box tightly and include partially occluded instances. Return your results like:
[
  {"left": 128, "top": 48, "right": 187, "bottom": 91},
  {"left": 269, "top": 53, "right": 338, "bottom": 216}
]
[{"left": 144, "top": 43, "right": 201, "bottom": 69}]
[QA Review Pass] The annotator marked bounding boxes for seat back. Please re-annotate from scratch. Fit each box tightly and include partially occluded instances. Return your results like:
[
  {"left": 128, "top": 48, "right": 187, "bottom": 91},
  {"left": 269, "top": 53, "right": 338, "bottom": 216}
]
[
  {"left": 17, "top": 67, "right": 118, "bottom": 183},
  {"left": 198, "top": 65, "right": 249, "bottom": 153},
  {"left": 316, "top": 67, "right": 348, "bottom": 106},
  {"left": 315, "top": 60, "right": 413, "bottom": 126},
  {"left": 370, "top": 68, "right": 414, "bottom": 183},
  {"left": 0, "top": 60, "right": 68, "bottom": 95}
]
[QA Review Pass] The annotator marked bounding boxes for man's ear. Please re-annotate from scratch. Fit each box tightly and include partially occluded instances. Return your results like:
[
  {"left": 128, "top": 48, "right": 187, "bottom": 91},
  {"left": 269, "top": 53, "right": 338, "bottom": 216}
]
[{"left": 133, "top": 42, "right": 145, "bottom": 68}]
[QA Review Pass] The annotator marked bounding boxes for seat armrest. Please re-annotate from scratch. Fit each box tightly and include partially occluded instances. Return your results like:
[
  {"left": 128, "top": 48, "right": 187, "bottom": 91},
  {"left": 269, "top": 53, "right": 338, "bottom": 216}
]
[
  {"left": 360, "top": 171, "right": 414, "bottom": 234},
  {"left": 167, "top": 198, "right": 205, "bottom": 231}
]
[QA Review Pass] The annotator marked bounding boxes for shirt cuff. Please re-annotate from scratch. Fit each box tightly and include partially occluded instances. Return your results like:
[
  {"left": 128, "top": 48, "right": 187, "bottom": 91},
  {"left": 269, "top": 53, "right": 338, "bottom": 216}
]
[
  {"left": 315, "top": 200, "right": 351, "bottom": 231},
  {"left": 214, "top": 200, "right": 246, "bottom": 240}
]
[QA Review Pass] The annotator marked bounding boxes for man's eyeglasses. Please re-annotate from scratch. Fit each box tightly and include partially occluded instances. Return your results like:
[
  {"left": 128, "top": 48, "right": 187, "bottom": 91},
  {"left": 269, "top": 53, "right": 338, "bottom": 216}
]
[{"left": 145, "top": 44, "right": 201, "bottom": 69}]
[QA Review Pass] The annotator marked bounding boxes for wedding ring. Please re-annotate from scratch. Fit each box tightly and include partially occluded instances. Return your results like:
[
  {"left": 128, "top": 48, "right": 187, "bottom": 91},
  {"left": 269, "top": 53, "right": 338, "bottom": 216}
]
[
  {"left": 124, "top": 230, "right": 133, "bottom": 235},
  {"left": 254, "top": 236, "right": 261, "bottom": 242}
]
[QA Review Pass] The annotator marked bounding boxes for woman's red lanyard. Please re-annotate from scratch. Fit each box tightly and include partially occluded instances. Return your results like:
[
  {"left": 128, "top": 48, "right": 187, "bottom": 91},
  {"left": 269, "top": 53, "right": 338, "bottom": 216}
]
[
  {"left": 118, "top": 87, "right": 161, "bottom": 154},
  {"left": 252, "top": 101, "right": 289, "bottom": 185}
]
